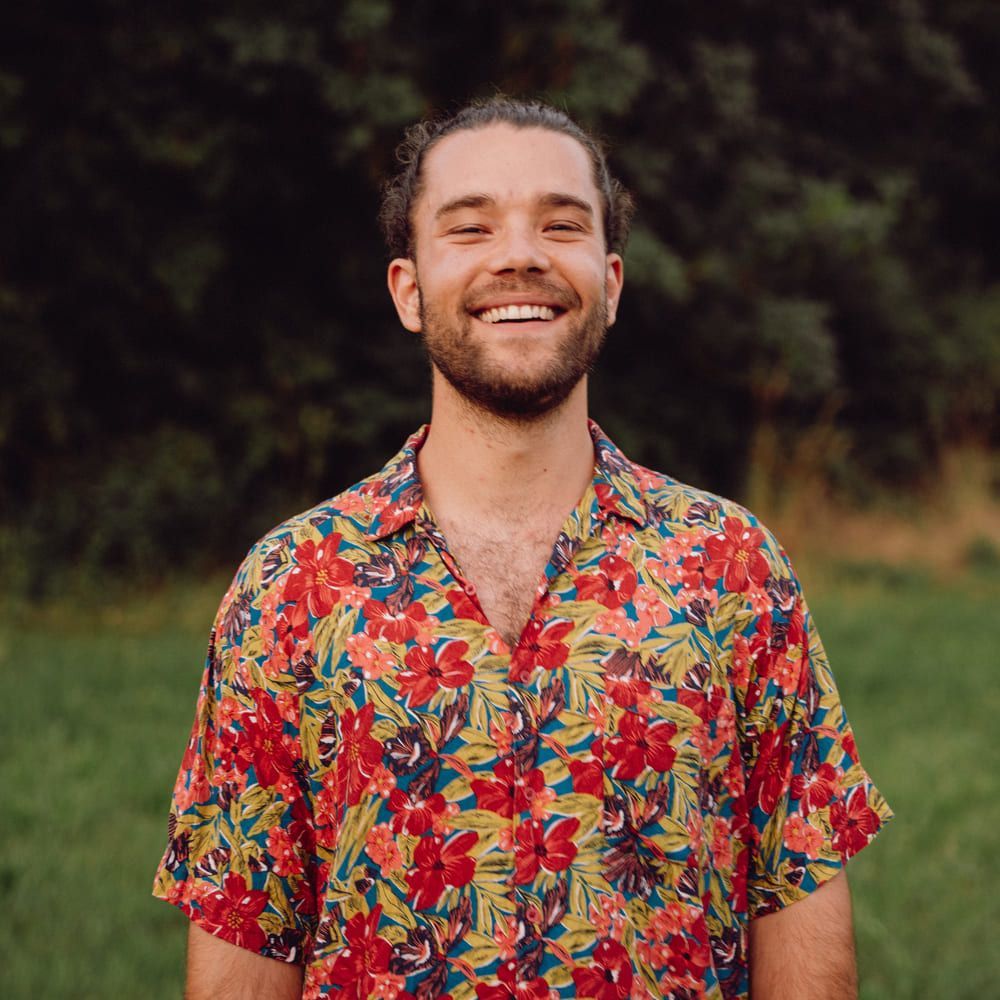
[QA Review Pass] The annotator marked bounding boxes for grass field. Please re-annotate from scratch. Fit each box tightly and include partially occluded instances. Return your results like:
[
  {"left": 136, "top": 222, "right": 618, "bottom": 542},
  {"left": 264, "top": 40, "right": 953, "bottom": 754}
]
[{"left": 2, "top": 560, "right": 997, "bottom": 999}]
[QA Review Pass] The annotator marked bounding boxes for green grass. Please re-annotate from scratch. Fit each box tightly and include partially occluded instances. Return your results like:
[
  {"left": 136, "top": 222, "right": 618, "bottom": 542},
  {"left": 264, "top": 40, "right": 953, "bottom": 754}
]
[
  {"left": 1, "top": 568, "right": 996, "bottom": 998},
  {"left": 809, "top": 567, "right": 1000, "bottom": 999},
  {"left": 1, "top": 584, "right": 216, "bottom": 999}
]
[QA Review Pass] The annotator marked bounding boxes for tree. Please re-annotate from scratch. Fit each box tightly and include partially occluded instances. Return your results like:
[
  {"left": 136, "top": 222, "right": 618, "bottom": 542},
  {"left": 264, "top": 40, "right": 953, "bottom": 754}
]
[{"left": 1, "top": 0, "right": 996, "bottom": 592}]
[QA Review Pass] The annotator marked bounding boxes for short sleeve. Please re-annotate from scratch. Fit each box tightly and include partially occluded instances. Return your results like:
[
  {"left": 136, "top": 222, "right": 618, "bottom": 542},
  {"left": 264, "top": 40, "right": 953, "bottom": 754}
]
[
  {"left": 728, "top": 528, "right": 892, "bottom": 917},
  {"left": 152, "top": 545, "right": 318, "bottom": 962}
]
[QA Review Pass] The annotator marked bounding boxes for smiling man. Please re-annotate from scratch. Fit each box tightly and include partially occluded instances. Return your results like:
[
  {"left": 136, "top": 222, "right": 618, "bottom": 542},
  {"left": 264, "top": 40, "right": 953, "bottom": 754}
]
[{"left": 154, "top": 98, "right": 891, "bottom": 1000}]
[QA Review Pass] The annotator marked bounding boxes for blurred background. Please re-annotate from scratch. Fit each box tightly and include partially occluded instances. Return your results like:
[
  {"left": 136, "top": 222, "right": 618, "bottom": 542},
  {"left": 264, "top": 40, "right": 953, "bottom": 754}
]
[{"left": 2, "top": 2, "right": 997, "bottom": 997}]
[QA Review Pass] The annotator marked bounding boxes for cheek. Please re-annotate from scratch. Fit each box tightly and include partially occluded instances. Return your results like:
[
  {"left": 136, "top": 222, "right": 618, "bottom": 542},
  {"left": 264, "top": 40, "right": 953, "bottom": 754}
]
[
  {"left": 423, "top": 258, "right": 483, "bottom": 304},
  {"left": 568, "top": 253, "right": 614, "bottom": 291}
]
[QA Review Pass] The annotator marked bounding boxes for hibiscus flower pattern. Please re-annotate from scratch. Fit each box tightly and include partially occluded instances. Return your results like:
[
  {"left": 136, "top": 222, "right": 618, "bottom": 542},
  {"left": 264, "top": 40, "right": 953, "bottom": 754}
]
[{"left": 154, "top": 422, "right": 891, "bottom": 999}]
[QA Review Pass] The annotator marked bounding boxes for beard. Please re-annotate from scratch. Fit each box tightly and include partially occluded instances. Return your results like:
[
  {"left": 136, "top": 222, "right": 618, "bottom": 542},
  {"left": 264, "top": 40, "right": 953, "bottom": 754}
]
[{"left": 418, "top": 277, "right": 610, "bottom": 422}]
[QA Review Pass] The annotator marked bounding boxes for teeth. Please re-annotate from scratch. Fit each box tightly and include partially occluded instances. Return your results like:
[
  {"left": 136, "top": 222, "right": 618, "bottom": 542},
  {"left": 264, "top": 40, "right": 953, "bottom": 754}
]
[{"left": 478, "top": 305, "right": 557, "bottom": 323}]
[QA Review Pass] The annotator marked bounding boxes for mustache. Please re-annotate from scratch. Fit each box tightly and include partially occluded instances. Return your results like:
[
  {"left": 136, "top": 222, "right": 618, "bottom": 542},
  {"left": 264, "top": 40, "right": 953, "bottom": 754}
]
[{"left": 463, "top": 277, "right": 581, "bottom": 312}]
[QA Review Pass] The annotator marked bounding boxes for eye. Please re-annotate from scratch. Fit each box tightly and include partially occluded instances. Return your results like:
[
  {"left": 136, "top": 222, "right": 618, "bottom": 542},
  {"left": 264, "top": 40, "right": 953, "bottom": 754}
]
[{"left": 545, "top": 221, "right": 584, "bottom": 233}]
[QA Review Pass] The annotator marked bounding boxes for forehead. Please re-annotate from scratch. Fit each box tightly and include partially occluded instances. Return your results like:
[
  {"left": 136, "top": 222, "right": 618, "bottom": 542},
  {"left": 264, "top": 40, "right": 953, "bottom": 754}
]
[{"left": 416, "top": 124, "right": 599, "bottom": 219}]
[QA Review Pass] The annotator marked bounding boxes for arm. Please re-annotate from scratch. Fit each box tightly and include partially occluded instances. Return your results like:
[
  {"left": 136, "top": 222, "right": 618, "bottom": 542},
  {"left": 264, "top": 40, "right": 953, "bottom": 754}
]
[
  {"left": 185, "top": 923, "right": 304, "bottom": 1000},
  {"left": 749, "top": 870, "right": 857, "bottom": 1000}
]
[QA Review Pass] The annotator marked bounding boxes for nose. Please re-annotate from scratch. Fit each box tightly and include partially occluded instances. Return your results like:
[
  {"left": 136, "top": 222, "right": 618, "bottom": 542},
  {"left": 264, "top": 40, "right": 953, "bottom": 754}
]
[{"left": 487, "top": 223, "right": 551, "bottom": 275}]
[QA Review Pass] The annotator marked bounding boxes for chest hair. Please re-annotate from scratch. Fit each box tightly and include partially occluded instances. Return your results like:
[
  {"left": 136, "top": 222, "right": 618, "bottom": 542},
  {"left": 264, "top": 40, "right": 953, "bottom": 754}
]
[{"left": 435, "top": 514, "right": 564, "bottom": 648}]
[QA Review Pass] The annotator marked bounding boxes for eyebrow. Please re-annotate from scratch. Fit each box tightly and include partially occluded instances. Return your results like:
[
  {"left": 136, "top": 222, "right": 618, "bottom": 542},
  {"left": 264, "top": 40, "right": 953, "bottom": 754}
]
[
  {"left": 538, "top": 192, "right": 595, "bottom": 217},
  {"left": 435, "top": 194, "right": 495, "bottom": 220},
  {"left": 434, "top": 191, "right": 596, "bottom": 220}
]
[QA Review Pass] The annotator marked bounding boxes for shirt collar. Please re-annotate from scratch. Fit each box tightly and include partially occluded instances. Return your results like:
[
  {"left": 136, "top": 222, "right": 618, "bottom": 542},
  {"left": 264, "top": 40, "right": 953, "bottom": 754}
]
[
  {"left": 364, "top": 420, "right": 648, "bottom": 542},
  {"left": 589, "top": 420, "right": 649, "bottom": 529}
]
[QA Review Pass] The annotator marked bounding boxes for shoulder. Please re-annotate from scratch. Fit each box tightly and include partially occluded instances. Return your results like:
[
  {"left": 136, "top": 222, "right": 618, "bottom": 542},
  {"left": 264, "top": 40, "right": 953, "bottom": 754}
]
[
  {"left": 221, "top": 469, "right": 391, "bottom": 612},
  {"left": 205, "top": 469, "right": 400, "bottom": 690},
  {"left": 629, "top": 461, "right": 802, "bottom": 602},
  {"left": 636, "top": 463, "right": 778, "bottom": 542}
]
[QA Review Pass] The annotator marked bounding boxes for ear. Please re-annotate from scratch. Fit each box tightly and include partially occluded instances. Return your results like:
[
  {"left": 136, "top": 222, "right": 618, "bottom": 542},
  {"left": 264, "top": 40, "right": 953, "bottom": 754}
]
[
  {"left": 604, "top": 253, "right": 624, "bottom": 327},
  {"left": 387, "top": 258, "right": 422, "bottom": 333}
]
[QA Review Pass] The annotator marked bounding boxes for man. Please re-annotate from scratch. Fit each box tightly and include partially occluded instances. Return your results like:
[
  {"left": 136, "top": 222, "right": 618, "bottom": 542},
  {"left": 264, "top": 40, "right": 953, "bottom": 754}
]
[{"left": 154, "top": 98, "right": 890, "bottom": 1000}]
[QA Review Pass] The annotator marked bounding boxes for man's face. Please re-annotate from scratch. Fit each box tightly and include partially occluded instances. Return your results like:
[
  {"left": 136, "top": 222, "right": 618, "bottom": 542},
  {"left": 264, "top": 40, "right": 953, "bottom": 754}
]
[{"left": 387, "top": 123, "right": 624, "bottom": 421}]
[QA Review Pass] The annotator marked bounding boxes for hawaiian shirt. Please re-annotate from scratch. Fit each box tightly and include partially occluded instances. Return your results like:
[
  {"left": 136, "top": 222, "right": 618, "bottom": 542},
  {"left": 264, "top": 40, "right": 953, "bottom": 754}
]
[{"left": 154, "top": 422, "right": 891, "bottom": 1000}]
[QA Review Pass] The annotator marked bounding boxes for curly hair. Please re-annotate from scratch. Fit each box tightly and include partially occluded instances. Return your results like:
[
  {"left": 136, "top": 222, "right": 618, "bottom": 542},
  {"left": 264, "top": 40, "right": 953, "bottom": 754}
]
[{"left": 378, "top": 96, "right": 635, "bottom": 260}]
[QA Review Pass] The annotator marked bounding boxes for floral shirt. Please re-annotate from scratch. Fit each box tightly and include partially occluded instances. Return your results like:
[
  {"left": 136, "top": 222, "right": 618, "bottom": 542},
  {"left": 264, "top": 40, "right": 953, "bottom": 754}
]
[{"left": 154, "top": 422, "right": 891, "bottom": 999}]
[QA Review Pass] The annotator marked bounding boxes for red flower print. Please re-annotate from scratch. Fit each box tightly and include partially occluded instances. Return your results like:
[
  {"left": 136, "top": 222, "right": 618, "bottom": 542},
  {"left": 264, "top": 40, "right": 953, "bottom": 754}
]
[
  {"left": 388, "top": 787, "right": 447, "bottom": 835},
  {"left": 709, "top": 815, "right": 735, "bottom": 869},
  {"left": 603, "top": 649, "right": 656, "bottom": 709},
  {"left": 514, "top": 816, "right": 580, "bottom": 883},
  {"left": 365, "top": 823, "right": 404, "bottom": 876},
  {"left": 568, "top": 741, "right": 604, "bottom": 798},
  {"left": 509, "top": 618, "right": 574, "bottom": 682},
  {"left": 596, "top": 607, "right": 651, "bottom": 647},
  {"left": 679, "top": 553, "right": 711, "bottom": 595},
  {"left": 746, "top": 729, "right": 791, "bottom": 815},
  {"left": 783, "top": 814, "right": 825, "bottom": 859},
  {"left": 589, "top": 891, "right": 627, "bottom": 940},
  {"left": 275, "top": 599, "right": 310, "bottom": 658},
  {"left": 314, "top": 785, "right": 342, "bottom": 850},
  {"left": 774, "top": 650, "right": 803, "bottom": 694},
  {"left": 831, "top": 786, "right": 880, "bottom": 859},
  {"left": 703, "top": 517, "right": 770, "bottom": 593},
  {"left": 180, "top": 736, "right": 211, "bottom": 809},
  {"left": 399, "top": 640, "right": 474, "bottom": 707},
  {"left": 731, "top": 633, "right": 753, "bottom": 689},
  {"left": 605, "top": 674, "right": 652, "bottom": 709},
  {"left": 605, "top": 713, "right": 677, "bottom": 780},
  {"left": 199, "top": 871, "right": 270, "bottom": 953},
  {"left": 266, "top": 825, "right": 304, "bottom": 877},
  {"left": 785, "top": 597, "right": 805, "bottom": 649},
  {"left": 284, "top": 535, "right": 355, "bottom": 617},
  {"left": 328, "top": 903, "right": 393, "bottom": 997},
  {"left": 446, "top": 587, "right": 489, "bottom": 625},
  {"left": 405, "top": 831, "right": 478, "bottom": 910},
  {"left": 633, "top": 584, "right": 672, "bottom": 627},
  {"left": 572, "top": 939, "right": 634, "bottom": 1000},
  {"left": 375, "top": 499, "right": 417, "bottom": 536},
  {"left": 594, "top": 481, "right": 624, "bottom": 518},
  {"left": 576, "top": 555, "right": 638, "bottom": 609},
  {"left": 471, "top": 757, "right": 545, "bottom": 818},
  {"left": 476, "top": 959, "right": 551, "bottom": 1000},
  {"left": 790, "top": 762, "right": 841, "bottom": 815},
  {"left": 364, "top": 598, "right": 429, "bottom": 643},
  {"left": 344, "top": 631, "right": 396, "bottom": 681},
  {"left": 678, "top": 680, "right": 723, "bottom": 726},
  {"left": 744, "top": 613, "right": 778, "bottom": 692},
  {"left": 234, "top": 689, "right": 296, "bottom": 788},
  {"left": 730, "top": 857, "right": 748, "bottom": 914},
  {"left": 337, "top": 703, "right": 384, "bottom": 807},
  {"left": 664, "top": 930, "right": 710, "bottom": 982}
]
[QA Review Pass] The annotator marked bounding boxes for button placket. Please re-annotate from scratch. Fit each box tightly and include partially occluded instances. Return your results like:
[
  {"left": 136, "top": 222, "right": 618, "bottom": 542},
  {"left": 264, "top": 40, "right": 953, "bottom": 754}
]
[
  {"left": 415, "top": 490, "right": 603, "bottom": 993},
  {"left": 505, "top": 561, "right": 554, "bottom": 990}
]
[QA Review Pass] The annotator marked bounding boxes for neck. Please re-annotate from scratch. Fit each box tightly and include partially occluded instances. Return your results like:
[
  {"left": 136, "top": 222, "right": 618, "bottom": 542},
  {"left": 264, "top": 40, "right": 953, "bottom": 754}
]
[{"left": 417, "top": 372, "right": 595, "bottom": 525}]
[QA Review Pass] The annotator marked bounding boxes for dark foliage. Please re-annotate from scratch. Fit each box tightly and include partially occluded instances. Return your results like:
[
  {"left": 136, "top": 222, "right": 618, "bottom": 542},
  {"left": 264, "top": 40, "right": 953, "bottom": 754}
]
[{"left": 2, "top": 0, "right": 997, "bottom": 592}]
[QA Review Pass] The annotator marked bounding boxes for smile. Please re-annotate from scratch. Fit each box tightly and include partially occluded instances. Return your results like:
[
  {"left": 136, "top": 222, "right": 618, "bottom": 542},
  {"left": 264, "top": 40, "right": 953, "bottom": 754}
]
[{"left": 475, "top": 304, "right": 560, "bottom": 324}]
